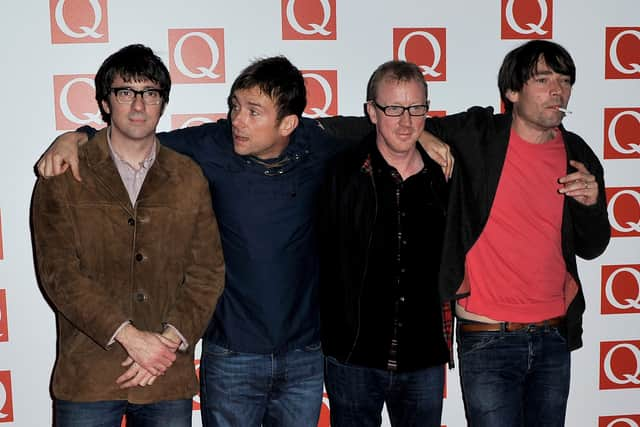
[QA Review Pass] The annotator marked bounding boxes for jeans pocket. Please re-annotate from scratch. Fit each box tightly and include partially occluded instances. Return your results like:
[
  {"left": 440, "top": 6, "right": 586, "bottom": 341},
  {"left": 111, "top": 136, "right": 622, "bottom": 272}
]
[
  {"left": 207, "top": 343, "right": 236, "bottom": 357},
  {"left": 548, "top": 327, "right": 568, "bottom": 345},
  {"left": 301, "top": 341, "right": 322, "bottom": 353},
  {"left": 458, "top": 332, "right": 503, "bottom": 355}
]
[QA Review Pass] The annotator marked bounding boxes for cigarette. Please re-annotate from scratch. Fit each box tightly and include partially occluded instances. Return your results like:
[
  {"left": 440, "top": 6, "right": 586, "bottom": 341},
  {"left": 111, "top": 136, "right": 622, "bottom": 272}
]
[{"left": 558, "top": 107, "right": 572, "bottom": 114}]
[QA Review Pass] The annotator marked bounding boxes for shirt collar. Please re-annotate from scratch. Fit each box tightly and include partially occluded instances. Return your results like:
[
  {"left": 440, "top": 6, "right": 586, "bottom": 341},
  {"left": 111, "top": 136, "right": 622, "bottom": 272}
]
[{"left": 106, "top": 127, "right": 157, "bottom": 171}]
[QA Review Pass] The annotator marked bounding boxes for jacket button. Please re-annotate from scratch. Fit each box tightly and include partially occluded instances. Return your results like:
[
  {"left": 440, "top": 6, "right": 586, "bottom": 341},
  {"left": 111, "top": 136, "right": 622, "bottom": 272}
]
[
  {"left": 128, "top": 218, "right": 135, "bottom": 226},
  {"left": 135, "top": 292, "right": 147, "bottom": 302},
  {"left": 135, "top": 253, "right": 144, "bottom": 262}
]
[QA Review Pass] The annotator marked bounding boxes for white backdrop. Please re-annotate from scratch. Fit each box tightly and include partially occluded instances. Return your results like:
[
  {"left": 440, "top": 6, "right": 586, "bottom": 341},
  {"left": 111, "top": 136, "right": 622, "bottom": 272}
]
[{"left": 0, "top": 1, "right": 639, "bottom": 426}]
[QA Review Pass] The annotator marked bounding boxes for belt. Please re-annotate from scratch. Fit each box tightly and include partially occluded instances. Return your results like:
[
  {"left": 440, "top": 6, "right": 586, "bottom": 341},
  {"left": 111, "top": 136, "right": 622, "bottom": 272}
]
[{"left": 459, "top": 316, "right": 565, "bottom": 333}]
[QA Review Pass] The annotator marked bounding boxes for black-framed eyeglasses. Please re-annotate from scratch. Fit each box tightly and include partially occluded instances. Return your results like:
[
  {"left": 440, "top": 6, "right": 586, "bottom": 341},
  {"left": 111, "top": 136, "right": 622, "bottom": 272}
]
[
  {"left": 110, "top": 87, "right": 164, "bottom": 105},
  {"left": 372, "top": 101, "right": 428, "bottom": 117}
]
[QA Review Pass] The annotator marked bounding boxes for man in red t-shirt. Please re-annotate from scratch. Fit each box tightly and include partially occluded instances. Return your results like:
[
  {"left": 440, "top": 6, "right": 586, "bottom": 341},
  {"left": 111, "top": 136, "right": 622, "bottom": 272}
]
[{"left": 425, "top": 40, "right": 610, "bottom": 426}]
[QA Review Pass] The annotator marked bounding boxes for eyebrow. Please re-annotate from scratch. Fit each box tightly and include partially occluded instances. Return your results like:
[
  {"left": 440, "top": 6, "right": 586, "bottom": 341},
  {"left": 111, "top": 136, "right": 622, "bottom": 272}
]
[
  {"left": 533, "top": 68, "right": 553, "bottom": 76},
  {"left": 230, "top": 95, "right": 264, "bottom": 108},
  {"left": 114, "top": 83, "right": 161, "bottom": 90}
]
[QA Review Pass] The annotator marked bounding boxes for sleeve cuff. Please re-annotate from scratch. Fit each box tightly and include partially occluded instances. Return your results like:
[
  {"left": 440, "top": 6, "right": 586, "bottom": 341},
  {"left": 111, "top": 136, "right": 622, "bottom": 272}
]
[
  {"left": 108, "top": 320, "right": 131, "bottom": 347},
  {"left": 164, "top": 324, "right": 188, "bottom": 351}
]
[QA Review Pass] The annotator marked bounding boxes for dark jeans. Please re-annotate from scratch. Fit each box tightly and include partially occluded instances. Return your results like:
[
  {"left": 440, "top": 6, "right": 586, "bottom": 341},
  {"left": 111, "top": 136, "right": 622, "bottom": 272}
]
[
  {"left": 199, "top": 340, "right": 323, "bottom": 427},
  {"left": 457, "top": 322, "right": 571, "bottom": 427},
  {"left": 54, "top": 398, "right": 192, "bottom": 427},
  {"left": 324, "top": 356, "right": 445, "bottom": 427}
]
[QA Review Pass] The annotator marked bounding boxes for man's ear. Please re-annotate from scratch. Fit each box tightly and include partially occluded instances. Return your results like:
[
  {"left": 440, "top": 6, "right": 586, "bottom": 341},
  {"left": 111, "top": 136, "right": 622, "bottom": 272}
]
[
  {"left": 278, "top": 114, "right": 299, "bottom": 137},
  {"left": 366, "top": 101, "right": 378, "bottom": 125},
  {"left": 101, "top": 99, "right": 111, "bottom": 115},
  {"left": 505, "top": 89, "right": 519, "bottom": 104}
]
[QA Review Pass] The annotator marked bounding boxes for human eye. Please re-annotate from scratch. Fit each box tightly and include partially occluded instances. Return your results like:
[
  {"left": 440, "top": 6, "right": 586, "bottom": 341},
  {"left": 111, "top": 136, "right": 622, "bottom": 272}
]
[
  {"left": 409, "top": 105, "right": 427, "bottom": 115},
  {"left": 117, "top": 88, "right": 134, "bottom": 98},
  {"left": 386, "top": 106, "right": 404, "bottom": 116},
  {"left": 144, "top": 89, "right": 161, "bottom": 99},
  {"left": 249, "top": 109, "right": 260, "bottom": 116}
]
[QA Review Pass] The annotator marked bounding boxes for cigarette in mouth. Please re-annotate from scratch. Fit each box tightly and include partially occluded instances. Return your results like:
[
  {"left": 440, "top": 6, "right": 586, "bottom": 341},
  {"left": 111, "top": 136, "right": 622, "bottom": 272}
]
[{"left": 557, "top": 107, "right": 572, "bottom": 114}]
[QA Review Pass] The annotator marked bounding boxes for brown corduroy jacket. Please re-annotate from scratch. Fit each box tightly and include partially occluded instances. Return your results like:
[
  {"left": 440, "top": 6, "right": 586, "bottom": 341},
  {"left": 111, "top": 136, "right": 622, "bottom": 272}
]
[{"left": 32, "top": 129, "right": 225, "bottom": 403}]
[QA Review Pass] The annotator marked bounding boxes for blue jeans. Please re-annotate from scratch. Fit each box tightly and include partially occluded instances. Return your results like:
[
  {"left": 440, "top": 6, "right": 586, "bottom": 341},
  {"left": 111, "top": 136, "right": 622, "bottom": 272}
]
[
  {"left": 457, "top": 322, "right": 571, "bottom": 427},
  {"left": 324, "top": 356, "right": 445, "bottom": 427},
  {"left": 54, "top": 398, "right": 192, "bottom": 427},
  {"left": 199, "top": 340, "right": 324, "bottom": 427}
]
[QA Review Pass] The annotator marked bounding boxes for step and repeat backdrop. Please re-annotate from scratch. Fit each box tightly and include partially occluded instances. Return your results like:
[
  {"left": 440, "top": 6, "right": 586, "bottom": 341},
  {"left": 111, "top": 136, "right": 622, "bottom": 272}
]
[{"left": 0, "top": 0, "right": 639, "bottom": 426}]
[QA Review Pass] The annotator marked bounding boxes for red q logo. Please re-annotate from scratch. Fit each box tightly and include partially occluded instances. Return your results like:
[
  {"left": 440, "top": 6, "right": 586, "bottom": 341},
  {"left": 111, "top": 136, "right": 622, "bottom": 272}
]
[
  {"left": 501, "top": 0, "right": 552, "bottom": 39},
  {"left": 49, "top": 0, "right": 108, "bottom": 44},
  {"left": 169, "top": 29, "right": 225, "bottom": 84},
  {"left": 393, "top": 28, "right": 446, "bottom": 82},
  {"left": 600, "top": 415, "right": 640, "bottom": 427},
  {"left": 302, "top": 70, "right": 338, "bottom": 118},
  {"left": 601, "top": 265, "right": 640, "bottom": 315},
  {"left": 0, "top": 371, "right": 14, "bottom": 423},
  {"left": 606, "top": 187, "right": 640, "bottom": 237},
  {"left": 171, "top": 114, "right": 226, "bottom": 130},
  {"left": 0, "top": 290, "right": 7, "bottom": 343},
  {"left": 604, "top": 108, "right": 640, "bottom": 159},
  {"left": 53, "top": 74, "right": 104, "bottom": 131},
  {"left": 605, "top": 28, "right": 640, "bottom": 79},
  {"left": 282, "top": 0, "right": 336, "bottom": 40},
  {"left": 428, "top": 110, "right": 447, "bottom": 119},
  {"left": 600, "top": 341, "right": 640, "bottom": 390}
]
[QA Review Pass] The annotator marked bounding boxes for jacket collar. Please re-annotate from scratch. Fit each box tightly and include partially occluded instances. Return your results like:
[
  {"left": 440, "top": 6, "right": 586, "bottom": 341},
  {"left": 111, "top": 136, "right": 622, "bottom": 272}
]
[{"left": 83, "top": 128, "right": 170, "bottom": 211}]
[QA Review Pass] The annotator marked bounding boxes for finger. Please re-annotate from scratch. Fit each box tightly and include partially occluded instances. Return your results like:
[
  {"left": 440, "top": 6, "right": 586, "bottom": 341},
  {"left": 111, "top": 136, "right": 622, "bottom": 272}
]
[
  {"left": 446, "top": 151, "right": 454, "bottom": 180},
  {"left": 51, "top": 159, "right": 69, "bottom": 177},
  {"left": 569, "top": 160, "right": 588, "bottom": 173},
  {"left": 121, "top": 356, "right": 134, "bottom": 367},
  {"left": 148, "top": 375, "right": 158, "bottom": 386},
  {"left": 160, "top": 349, "right": 178, "bottom": 363},
  {"left": 69, "top": 157, "right": 82, "bottom": 182},
  {"left": 119, "top": 374, "right": 142, "bottom": 389},
  {"left": 558, "top": 171, "right": 584, "bottom": 184},
  {"left": 146, "top": 365, "right": 161, "bottom": 376},
  {"left": 116, "top": 365, "right": 138, "bottom": 385},
  {"left": 119, "top": 368, "right": 148, "bottom": 389},
  {"left": 42, "top": 158, "right": 56, "bottom": 179},
  {"left": 51, "top": 154, "right": 64, "bottom": 176},
  {"left": 138, "top": 372, "right": 155, "bottom": 387},
  {"left": 158, "top": 334, "right": 180, "bottom": 351},
  {"left": 37, "top": 159, "right": 47, "bottom": 178}
]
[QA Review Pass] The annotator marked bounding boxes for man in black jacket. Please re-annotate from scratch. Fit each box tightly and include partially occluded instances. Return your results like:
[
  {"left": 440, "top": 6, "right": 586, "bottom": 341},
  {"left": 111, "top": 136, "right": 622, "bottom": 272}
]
[
  {"left": 319, "top": 60, "right": 451, "bottom": 427},
  {"left": 428, "top": 40, "right": 610, "bottom": 427}
]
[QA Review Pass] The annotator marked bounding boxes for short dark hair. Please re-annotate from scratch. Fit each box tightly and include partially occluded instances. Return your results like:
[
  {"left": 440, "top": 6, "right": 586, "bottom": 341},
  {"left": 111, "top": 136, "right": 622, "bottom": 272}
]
[
  {"left": 95, "top": 44, "right": 171, "bottom": 124},
  {"left": 228, "top": 56, "right": 306, "bottom": 120},
  {"left": 498, "top": 40, "right": 576, "bottom": 112},
  {"left": 366, "top": 60, "right": 428, "bottom": 102}
]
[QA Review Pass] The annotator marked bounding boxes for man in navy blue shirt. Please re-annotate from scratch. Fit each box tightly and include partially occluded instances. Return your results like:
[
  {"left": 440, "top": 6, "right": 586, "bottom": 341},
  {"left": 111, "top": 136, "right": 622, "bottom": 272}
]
[{"left": 37, "top": 55, "right": 451, "bottom": 427}]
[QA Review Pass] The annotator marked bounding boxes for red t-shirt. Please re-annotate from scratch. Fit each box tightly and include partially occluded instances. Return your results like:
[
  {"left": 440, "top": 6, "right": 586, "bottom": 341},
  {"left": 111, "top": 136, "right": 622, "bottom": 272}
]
[{"left": 459, "top": 129, "right": 569, "bottom": 322}]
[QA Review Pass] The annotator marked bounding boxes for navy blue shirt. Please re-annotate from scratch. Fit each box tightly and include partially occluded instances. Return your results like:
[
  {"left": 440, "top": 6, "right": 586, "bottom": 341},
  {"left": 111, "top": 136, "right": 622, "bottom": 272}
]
[{"left": 158, "top": 118, "right": 339, "bottom": 353}]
